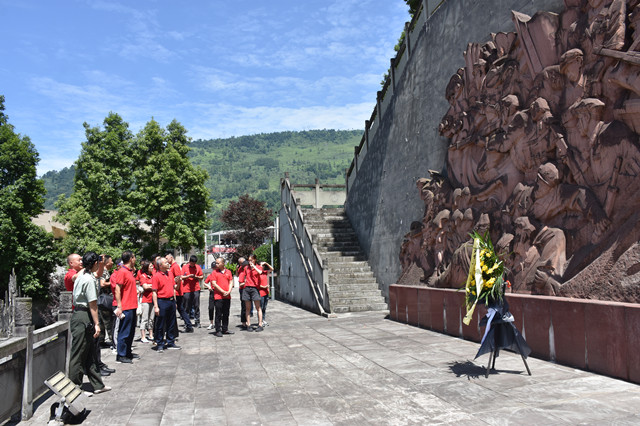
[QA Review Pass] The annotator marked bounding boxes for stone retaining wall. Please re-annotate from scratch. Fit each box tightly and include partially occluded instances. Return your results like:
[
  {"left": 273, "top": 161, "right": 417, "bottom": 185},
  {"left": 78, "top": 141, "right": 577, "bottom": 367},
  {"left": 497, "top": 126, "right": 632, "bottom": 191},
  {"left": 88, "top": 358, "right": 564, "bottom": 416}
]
[
  {"left": 344, "top": 0, "right": 563, "bottom": 298},
  {"left": 389, "top": 284, "right": 640, "bottom": 384}
]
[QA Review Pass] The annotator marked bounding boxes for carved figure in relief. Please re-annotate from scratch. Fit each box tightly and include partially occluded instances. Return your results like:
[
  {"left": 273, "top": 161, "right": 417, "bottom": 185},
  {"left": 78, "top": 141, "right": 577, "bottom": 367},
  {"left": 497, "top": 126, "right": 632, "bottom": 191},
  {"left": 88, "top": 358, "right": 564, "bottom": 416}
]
[
  {"left": 400, "top": 0, "right": 640, "bottom": 301},
  {"left": 559, "top": 49, "right": 586, "bottom": 108},
  {"left": 563, "top": 98, "right": 640, "bottom": 217}
]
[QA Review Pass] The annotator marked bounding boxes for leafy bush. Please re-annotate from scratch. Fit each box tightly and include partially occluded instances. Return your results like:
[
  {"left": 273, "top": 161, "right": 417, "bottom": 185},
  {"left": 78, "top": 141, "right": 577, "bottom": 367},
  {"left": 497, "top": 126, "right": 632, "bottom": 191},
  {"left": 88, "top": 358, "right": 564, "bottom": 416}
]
[{"left": 253, "top": 241, "right": 279, "bottom": 271}]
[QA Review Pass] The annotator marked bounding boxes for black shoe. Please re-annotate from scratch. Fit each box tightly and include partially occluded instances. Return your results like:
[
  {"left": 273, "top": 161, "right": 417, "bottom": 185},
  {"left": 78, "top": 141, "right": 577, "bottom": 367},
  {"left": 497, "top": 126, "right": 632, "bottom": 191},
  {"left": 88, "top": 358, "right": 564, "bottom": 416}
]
[
  {"left": 255, "top": 326, "right": 264, "bottom": 332},
  {"left": 100, "top": 369, "right": 111, "bottom": 377},
  {"left": 240, "top": 324, "right": 248, "bottom": 330},
  {"left": 153, "top": 346, "right": 164, "bottom": 353},
  {"left": 222, "top": 330, "right": 235, "bottom": 335},
  {"left": 247, "top": 326, "right": 254, "bottom": 332},
  {"left": 130, "top": 353, "right": 141, "bottom": 359},
  {"left": 100, "top": 366, "right": 116, "bottom": 373},
  {"left": 184, "top": 327, "right": 194, "bottom": 333},
  {"left": 213, "top": 331, "right": 223, "bottom": 337},
  {"left": 116, "top": 356, "right": 132, "bottom": 364},
  {"left": 164, "top": 344, "right": 182, "bottom": 350}
]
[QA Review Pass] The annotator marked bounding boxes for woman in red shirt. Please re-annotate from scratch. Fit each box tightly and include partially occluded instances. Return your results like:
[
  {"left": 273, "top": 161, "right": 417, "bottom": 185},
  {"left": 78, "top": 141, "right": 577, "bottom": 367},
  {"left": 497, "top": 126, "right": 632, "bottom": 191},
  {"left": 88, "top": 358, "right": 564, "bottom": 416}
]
[
  {"left": 259, "top": 262, "right": 273, "bottom": 326},
  {"left": 138, "top": 260, "right": 155, "bottom": 343}
]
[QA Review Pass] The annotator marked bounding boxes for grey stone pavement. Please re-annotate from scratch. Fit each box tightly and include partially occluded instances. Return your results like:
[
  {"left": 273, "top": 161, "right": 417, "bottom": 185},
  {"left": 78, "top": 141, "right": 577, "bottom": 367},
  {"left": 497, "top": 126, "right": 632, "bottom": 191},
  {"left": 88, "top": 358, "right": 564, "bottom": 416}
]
[{"left": 21, "top": 296, "right": 640, "bottom": 425}]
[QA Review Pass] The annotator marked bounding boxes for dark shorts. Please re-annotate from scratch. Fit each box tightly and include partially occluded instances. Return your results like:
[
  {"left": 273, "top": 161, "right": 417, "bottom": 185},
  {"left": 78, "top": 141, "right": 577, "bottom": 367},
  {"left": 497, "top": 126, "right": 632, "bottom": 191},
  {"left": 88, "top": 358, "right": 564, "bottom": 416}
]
[{"left": 241, "top": 286, "right": 261, "bottom": 301}]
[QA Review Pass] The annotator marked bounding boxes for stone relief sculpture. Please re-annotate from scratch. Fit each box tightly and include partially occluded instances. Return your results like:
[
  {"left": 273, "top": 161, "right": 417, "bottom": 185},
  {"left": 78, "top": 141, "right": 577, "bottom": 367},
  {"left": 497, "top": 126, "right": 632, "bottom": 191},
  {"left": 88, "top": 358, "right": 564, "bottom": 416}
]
[{"left": 399, "top": 0, "right": 640, "bottom": 302}]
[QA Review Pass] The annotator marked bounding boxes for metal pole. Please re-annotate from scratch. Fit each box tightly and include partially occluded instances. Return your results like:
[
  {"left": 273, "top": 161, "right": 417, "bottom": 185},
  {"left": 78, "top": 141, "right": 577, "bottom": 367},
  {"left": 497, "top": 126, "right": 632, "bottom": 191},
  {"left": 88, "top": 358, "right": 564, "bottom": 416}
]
[{"left": 270, "top": 218, "right": 276, "bottom": 299}]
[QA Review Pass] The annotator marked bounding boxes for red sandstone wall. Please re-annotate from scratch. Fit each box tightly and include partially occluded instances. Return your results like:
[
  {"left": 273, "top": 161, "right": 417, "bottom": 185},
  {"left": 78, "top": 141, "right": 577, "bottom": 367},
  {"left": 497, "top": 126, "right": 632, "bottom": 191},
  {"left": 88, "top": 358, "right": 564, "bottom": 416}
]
[{"left": 389, "top": 284, "right": 640, "bottom": 384}]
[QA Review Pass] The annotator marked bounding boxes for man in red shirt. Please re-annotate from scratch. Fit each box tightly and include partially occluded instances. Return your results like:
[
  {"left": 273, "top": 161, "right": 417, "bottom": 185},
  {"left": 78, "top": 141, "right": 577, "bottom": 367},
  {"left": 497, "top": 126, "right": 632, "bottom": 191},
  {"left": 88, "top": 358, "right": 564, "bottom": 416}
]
[
  {"left": 64, "top": 253, "right": 82, "bottom": 291},
  {"left": 241, "top": 254, "right": 264, "bottom": 332},
  {"left": 166, "top": 253, "right": 193, "bottom": 332},
  {"left": 181, "top": 255, "right": 203, "bottom": 328},
  {"left": 113, "top": 251, "right": 139, "bottom": 363},
  {"left": 152, "top": 257, "right": 181, "bottom": 351},
  {"left": 205, "top": 257, "right": 235, "bottom": 337},
  {"left": 237, "top": 257, "right": 248, "bottom": 328}
]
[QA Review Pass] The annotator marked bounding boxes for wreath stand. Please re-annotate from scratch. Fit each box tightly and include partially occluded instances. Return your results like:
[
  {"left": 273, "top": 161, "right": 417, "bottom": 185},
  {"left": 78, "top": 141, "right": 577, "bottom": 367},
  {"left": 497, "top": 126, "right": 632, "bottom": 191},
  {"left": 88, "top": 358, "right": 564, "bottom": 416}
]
[{"left": 475, "top": 301, "right": 532, "bottom": 378}]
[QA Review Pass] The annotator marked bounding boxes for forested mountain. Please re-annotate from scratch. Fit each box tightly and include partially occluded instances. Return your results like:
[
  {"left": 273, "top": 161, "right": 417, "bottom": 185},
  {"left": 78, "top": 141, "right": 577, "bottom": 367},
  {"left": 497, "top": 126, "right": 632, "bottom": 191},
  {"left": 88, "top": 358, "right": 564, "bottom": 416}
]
[
  {"left": 42, "top": 129, "right": 361, "bottom": 230},
  {"left": 42, "top": 166, "right": 75, "bottom": 209}
]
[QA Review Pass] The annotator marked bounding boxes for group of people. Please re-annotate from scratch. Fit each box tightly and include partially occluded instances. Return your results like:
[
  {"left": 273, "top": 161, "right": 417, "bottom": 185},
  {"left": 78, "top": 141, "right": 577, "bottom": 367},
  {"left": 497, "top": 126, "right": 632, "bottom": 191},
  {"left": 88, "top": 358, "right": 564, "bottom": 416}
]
[{"left": 64, "top": 250, "right": 273, "bottom": 394}]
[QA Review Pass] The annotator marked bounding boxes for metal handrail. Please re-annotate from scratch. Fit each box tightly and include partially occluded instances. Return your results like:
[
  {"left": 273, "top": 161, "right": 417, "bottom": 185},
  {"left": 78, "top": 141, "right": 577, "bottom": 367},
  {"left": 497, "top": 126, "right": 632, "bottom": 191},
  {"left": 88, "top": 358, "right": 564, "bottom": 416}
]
[{"left": 280, "top": 177, "right": 330, "bottom": 315}]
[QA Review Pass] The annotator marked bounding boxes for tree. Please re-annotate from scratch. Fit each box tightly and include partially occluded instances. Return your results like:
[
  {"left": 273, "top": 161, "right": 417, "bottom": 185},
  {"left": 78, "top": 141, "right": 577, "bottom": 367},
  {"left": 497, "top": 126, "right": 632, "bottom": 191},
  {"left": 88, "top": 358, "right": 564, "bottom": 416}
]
[
  {"left": 56, "top": 112, "right": 139, "bottom": 255},
  {"left": 220, "top": 194, "right": 273, "bottom": 259},
  {"left": 0, "top": 95, "right": 60, "bottom": 298},
  {"left": 405, "top": 0, "right": 421, "bottom": 16},
  {"left": 130, "top": 119, "right": 211, "bottom": 257}
]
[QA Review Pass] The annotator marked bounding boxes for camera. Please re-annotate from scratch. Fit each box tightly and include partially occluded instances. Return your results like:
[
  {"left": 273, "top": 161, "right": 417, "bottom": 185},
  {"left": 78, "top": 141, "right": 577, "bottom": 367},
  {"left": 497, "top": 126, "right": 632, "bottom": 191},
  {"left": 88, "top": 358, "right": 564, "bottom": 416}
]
[{"left": 98, "top": 256, "right": 103, "bottom": 262}]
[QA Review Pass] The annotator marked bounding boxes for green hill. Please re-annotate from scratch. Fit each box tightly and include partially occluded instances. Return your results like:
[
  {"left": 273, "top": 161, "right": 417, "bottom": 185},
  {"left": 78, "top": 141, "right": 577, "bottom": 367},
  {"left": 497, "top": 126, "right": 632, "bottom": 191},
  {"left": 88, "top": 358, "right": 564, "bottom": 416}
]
[
  {"left": 42, "top": 166, "right": 75, "bottom": 209},
  {"left": 42, "top": 129, "right": 361, "bottom": 230}
]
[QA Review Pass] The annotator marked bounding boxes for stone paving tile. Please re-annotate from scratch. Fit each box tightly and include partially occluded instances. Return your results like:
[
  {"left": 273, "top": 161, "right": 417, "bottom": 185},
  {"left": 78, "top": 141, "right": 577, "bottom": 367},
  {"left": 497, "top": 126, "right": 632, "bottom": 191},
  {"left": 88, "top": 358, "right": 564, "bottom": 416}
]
[{"left": 17, "top": 297, "right": 640, "bottom": 425}]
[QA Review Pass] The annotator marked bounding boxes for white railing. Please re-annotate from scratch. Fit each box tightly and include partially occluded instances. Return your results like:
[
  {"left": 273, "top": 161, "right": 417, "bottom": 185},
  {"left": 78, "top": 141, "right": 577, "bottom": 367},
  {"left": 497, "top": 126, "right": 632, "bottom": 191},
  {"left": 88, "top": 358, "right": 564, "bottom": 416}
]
[
  {"left": 280, "top": 177, "right": 331, "bottom": 314},
  {"left": 0, "top": 291, "right": 72, "bottom": 423}
]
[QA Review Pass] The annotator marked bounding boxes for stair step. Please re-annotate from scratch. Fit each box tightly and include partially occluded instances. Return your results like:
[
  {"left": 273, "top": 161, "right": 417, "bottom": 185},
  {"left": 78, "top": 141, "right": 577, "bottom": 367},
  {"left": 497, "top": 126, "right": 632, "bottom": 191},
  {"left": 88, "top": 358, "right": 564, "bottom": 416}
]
[
  {"left": 316, "top": 235, "right": 358, "bottom": 242},
  {"left": 329, "top": 289, "right": 382, "bottom": 298},
  {"left": 319, "top": 249, "right": 363, "bottom": 255},
  {"left": 330, "top": 297, "right": 386, "bottom": 306},
  {"left": 332, "top": 303, "right": 389, "bottom": 313},
  {"left": 329, "top": 283, "right": 381, "bottom": 292},
  {"left": 329, "top": 270, "right": 375, "bottom": 277},
  {"left": 326, "top": 267, "right": 373, "bottom": 274},
  {"left": 297, "top": 207, "right": 388, "bottom": 314},
  {"left": 318, "top": 243, "right": 362, "bottom": 251},
  {"left": 322, "top": 255, "right": 367, "bottom": 262},
  {"left": 307, "top": 226, "right": 352, "bottom": 232},
  {"left": 324, "top": 261, "right": 370, "bottom": 267}
]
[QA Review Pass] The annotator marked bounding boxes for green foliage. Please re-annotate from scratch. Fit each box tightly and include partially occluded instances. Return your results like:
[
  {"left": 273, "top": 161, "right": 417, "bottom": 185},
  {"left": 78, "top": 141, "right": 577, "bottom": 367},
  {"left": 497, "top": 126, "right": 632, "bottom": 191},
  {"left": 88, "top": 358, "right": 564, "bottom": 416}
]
[
  {"left": 130, "top": 119, "right": 212, "bottom": 256},
  {"left": 405, "top": 0, "right": 421, "bottom": 16},
  {"left": 56, "top": 114, "right": 211, "bottom": 259},
  {"left": 226, "top": 262, "right": 238, "bottom": 275},
  {"left": 42, "top": 166, "right": 75, "bottom": 209},
  {"left": 220, "top": 194, "right": 272, "bottom": 259},
  {"left": 381, "top": 1, "right": 419, "bottom": 87},
  {"left": 0, "top": 95, "right": 61, "bottom": 298},
  {"left": 43, "top": 129, "right": 362, "bottom": 232},
  {"left": 56, "top": 112, "right": 138, "bottom": 255},
  {"left": 253, "top": 241, "right": 279, "bottom": 272},
  {"left": 189, "top": 129, "right": 361, "bottom": 227}
]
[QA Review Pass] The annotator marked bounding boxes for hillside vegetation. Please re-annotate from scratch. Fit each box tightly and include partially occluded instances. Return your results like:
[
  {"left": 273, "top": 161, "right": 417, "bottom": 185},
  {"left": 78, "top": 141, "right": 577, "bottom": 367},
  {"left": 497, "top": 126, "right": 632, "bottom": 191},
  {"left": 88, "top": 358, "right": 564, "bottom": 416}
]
[{"left": 42, "top": 129, "right": 361, "bottom": 230}]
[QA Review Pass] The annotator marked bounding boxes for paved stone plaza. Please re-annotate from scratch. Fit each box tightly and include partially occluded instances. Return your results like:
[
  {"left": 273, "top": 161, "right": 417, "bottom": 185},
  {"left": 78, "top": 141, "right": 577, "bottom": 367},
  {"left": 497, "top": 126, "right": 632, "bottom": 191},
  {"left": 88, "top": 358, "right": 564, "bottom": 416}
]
[{"left": 20, "top": 297, "right": 640, "bottom": 425}]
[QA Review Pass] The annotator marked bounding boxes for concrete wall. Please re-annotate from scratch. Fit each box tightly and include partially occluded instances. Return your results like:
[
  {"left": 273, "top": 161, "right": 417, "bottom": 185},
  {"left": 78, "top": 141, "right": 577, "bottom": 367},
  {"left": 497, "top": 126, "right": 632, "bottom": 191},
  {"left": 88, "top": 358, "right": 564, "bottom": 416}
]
[
  {"left": 278, "top": 208, "right": 321, "bottom": 314},
  {"left": 345, "top": 0, "right": 563, "bottom": 298},
  {"left": 390, "top": 284, "right": 640, "bottom": 384}
]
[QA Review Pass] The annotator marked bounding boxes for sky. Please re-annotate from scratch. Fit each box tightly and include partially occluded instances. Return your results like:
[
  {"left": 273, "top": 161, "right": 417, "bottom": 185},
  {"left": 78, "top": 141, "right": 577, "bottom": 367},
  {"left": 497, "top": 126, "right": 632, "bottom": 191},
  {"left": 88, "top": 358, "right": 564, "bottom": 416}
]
[{"left": 1, "top": 0, "right": 410, "bottom": 174}]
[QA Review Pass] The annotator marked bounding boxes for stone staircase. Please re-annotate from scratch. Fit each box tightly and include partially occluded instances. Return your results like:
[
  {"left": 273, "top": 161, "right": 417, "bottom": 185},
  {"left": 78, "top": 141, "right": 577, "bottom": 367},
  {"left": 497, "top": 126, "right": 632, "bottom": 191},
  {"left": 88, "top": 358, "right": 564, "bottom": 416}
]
[{"left": 301, "top": 208, "right": 388, "bottom": 314}]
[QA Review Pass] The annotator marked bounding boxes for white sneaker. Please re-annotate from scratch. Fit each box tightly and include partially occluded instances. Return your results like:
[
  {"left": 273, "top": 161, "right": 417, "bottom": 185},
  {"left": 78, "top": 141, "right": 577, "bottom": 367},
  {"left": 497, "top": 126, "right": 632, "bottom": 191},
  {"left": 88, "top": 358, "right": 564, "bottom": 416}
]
[
  {"left": 207, "top": 324, "right": 214, "bottom": 330},
  {"left": 83, "top": 391, "right": 93, "bottom": 398},
  {"left": 141, "top": 337, "right": 149, "bottom": 343},
  {"left": 262, "top": 320, "right": 269, "bottom": 326},
  {"left": 94, "top": 386, "right": 111, "bottom": 395}
]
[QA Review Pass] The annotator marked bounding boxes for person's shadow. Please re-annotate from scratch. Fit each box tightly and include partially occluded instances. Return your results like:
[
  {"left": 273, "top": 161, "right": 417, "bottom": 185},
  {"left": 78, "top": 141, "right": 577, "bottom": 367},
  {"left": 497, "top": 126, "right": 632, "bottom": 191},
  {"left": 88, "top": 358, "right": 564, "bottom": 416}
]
[
  {"left": 449, "top": 360, "right": 525, "bottom": 379},
  {"left": 448, "top": 360, "right": 486, "bottom": 379}
]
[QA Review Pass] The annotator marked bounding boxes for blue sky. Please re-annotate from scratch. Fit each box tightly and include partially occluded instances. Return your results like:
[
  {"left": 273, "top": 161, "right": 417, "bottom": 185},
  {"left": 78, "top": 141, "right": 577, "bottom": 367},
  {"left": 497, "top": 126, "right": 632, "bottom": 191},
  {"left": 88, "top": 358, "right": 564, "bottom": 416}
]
[{"left": 1, "top": 0, "right": 410, "bottom": 174}]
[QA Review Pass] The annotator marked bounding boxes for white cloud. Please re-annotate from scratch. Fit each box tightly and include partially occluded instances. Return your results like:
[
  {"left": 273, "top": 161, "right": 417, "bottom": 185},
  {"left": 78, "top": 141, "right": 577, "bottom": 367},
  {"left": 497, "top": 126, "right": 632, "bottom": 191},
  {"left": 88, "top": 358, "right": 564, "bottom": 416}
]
[{"left": 183, "top": 101, "right": 370, "bottom": 141}]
